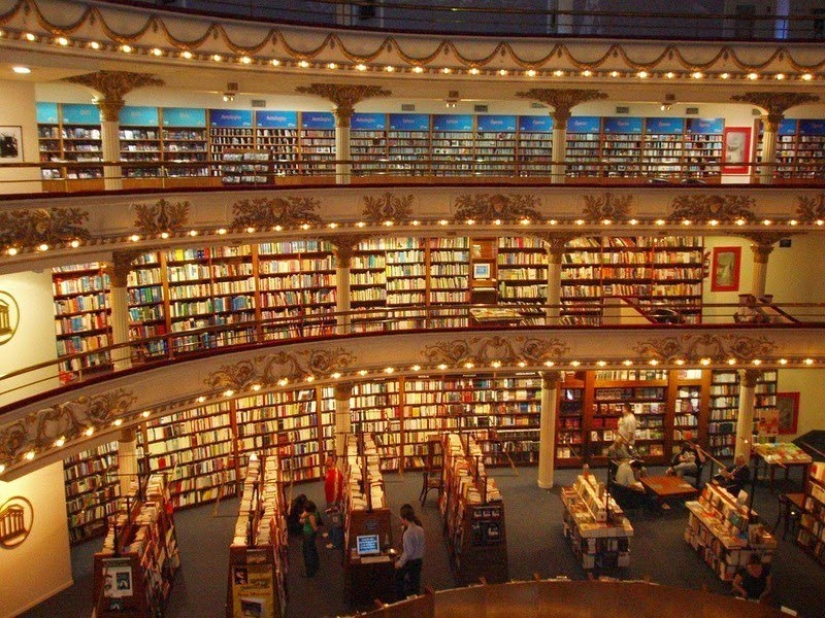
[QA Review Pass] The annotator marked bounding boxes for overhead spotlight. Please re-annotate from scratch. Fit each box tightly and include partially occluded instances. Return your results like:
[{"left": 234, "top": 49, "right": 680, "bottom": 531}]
[
  {"left": 660, "top": 103, "right": 672, "bottom": 111},
  {"left": 445, "top": 90, "right": 460, "bottom": 108},
  {"left": 660, "top": 93, "right": 676, "bottom": 112},
  {"left": 223, "top": 93, "right": 235, "bottom": 102},
  {"left": 223, "top": 81, "right": 239, "bottom": 102}
]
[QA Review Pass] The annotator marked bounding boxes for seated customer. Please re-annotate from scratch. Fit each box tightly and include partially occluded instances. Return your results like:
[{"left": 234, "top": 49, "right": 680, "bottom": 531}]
[
  {"left": 615, "top": 459, "right": 646, "bottom": 492},
  {"left": 667, "top": 441, "right": 704, "bottom": 479},
  {"left": 713, "top": 454, "right": 751, "bottom": 497},
  {"left": 732, "top": 554, "right": 772, "bottom": 602}
]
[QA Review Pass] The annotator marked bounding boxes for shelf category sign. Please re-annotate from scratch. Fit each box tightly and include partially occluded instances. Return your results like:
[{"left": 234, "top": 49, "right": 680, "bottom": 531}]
[
  {"left": 35, "top": 102, "right": 59, "bottom": 124},
  {"left": 433, "top": 114, "right": 474, "bottom": 131},
  {"left": 210, "top": 109, "right": 253, "bottom": 128},
  {"left": 687, "top": 118, "right": 724, "bottom": 134},
  {"left": 519, "top": 115, "right": 554, "bottom": 132},
  {"left": 256, "top": 110, "right": 298, "bottom": 129},
  {"left": 119, "top": 106, "right": 160, "bottom": 126},
  {"left": 645, "top": 117, "right": 685, "bottom": 134},
  {"left": 301, "top": 112, "right": 335, "bottom": 129},
  {"left": 567, "top": 116, "right": 601, "bottom": 134},
  {"left": 389, "top": 113, "right": 430, "bottom": 131},
  {"left": 352, "top": 113, "right": 387, "bottom": 130},
  {"left": 477, "top": 115, "right": 517, "bottom": 133},
  {"left": 61, "top": 103, "right": 100, "bottom": 125},
  {"left": 603, "top": 117, "right": 643, "bottom": 134},
  {"left": 799, "top": 119, "right": 825, "bottom": 135},
  {"left": 162, "top": 108, "right": 206, "bottom": 128}
]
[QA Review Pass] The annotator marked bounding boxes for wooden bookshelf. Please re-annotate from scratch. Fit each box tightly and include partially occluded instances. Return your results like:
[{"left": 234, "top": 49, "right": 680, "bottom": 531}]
[
  {"left": 64, "top": 440, "right": 120, "bottom": 544},
  {"left": 797, "top": 461, "right": 825, "bottom": 566}
]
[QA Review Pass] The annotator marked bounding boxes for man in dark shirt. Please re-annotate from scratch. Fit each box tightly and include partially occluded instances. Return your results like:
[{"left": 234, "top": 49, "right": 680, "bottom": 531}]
[{"left": 715, "top": 453, "right": 751, "bottom": 497}]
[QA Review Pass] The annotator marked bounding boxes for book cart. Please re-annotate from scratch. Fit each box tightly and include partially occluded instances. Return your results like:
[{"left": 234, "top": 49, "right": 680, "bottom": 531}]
[
  {"left": 226, "top": 454, "right": 288, "bottom": 618},
  {"left": 560, "top": 472, "right": 633, "bottom": 570},
  {"left": 684, "top": 483, "right": 777, "bottom": 582},
  {"left": 92, "top": 475, "right": 180, "bottom": 617},
  {"left": 343, "top": 434, "right": 396, "bottom": 608},
  {"left": 439, "top": 434, "right": 508, "bottom": 586}
]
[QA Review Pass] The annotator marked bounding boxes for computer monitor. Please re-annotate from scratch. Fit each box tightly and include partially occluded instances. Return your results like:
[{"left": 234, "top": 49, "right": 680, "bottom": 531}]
[{"left": 356, "top": 534, "right": 381, "bottom": 556}]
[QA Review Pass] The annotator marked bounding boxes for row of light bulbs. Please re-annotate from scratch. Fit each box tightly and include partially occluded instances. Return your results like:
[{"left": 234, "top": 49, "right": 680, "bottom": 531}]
[
  {"left": 4, "top": 215, "right": 824, "bottom": 257},
  {"left": 3, "top": 29, "right": 819, "bottom": 82},
  {"left": 1, "top": 353, "right": 818, "bottom": 475}
]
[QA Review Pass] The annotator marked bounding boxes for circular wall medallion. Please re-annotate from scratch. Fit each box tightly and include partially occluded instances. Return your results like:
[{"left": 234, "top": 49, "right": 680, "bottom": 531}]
[
  {"left": 0, "top": 496, "right": 34, "bottom": 549},
  {"left": 0, "top": 290, "right": 20, "bottom": 346}
]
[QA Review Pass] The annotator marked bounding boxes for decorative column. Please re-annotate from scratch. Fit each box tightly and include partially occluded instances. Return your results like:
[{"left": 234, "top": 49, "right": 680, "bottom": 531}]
[
  {"left": 730, "top": 92, "right": 819, "bottom": 185},
  {"left": 106, "top": 251, "right": 136, "bottom": 371},
  {"left": 295, "top": 84, "right": 392, "bottom": 184},
  {"left": 538, "top": 371, "right": 563, "bottom": 489},
  {"left": 328, "top": 235, "right": 365, "bottom": 336},
  {"left": 118, "top": 427, "right": 138, "bottom": 496},
  {"left": 750, "top": 239, "right": 774, "bottom": 299},
  {"left": 735, "top": 369, "right": 761, "bottom": 462},
  {"left": 516, "top": 89, "right": 608, "bottom": 184},
  {"left": 538, "top": 234, "right": 575, "bottom": 324},
  {"left": 334, "top": 382, "right": 354, "bottom": 458},
  {"left": 64, "top": 71, "right": 165, "bottom": 190}
]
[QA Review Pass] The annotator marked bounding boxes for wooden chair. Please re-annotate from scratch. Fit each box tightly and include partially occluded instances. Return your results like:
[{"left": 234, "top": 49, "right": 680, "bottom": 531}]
[
  {"left": 419, "top": 438, "right": 444, "bottom": 506},
  {"left": 772, "top": 492, "right": 804, "bottom": 541}
]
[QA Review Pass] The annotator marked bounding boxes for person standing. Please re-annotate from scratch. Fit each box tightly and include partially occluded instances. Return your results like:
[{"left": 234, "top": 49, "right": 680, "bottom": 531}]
[
  {"left": 617, "top": 403, "right": 637, "bottom": 447},
  {"left": 299, "top": 500, "right": 321, "bottom": 577},
  {"left": 323, "top": 453, "right": 344, "bottom": 549},
  {"left": 395, "top": 503, "right": 425, "bottom": 600}
]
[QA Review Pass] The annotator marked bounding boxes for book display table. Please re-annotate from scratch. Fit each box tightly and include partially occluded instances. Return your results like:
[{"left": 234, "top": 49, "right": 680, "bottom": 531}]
[
  {"left": 561, "top": 474, "right": 633, "bottom": 570},
  {"left": 751, "top": 442, "right": 813, "bottom": 493}
]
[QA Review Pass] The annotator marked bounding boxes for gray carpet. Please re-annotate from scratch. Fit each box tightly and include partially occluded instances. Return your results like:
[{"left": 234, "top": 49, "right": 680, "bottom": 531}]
[{"left": 21, "top": 466, "right": 825, "bottom": 618}]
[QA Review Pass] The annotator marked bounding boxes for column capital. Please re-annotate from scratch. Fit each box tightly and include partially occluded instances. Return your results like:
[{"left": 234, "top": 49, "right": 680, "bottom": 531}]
[
  {"left": 64, "top": 71, "right": 165, "bottom": 122},
  {"left": 334, "top": 382, "right": 354, "bottom": 400},
  {"left": 106, "top": 250, "right": 140, "bottom": 287},
  {"left": 742, "top": 232, "right": 794, "bottom": 264},
  {"left": 534, "top": 233, "right": 578, "bottom": 263},
  {"left": 296, "top": 84, "right": 392, "bottom": 128},
  {"left": 119, "top": 427, "right": 136, "bottom": 442},
  {"left": 516, "top": 89, "right": 608, "bottom": 126},
  {"left": 739, "top": 368, "right": 762, "bottom": 388},
  {"left": 730, "top": 92, "right": 820, "bottom": 125},
  {"left": 324, "top": 234, "right": 369, "bottom": 267},
  {"left": 540, "top": 370, "right": 564, "bottom": 387}
]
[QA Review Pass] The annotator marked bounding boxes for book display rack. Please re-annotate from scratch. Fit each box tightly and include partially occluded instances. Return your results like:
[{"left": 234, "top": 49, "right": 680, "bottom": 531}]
[
  {"left": 299, "top": 112, "right": 336, "bottom": 176},
  {"left": 93, "top": 475, "right": 181, "bottom": 617},
  {"left": 684, "top": 483, "right": 777, "bottom": 581},
  {"left": 119, "top": 107, "right": 162, "bottom": 180},
  {"left": 755, "top": 119, "right": 825, "bottom": 181},
  {"left": 797, "top": 461, "right": 825, "bottom": 566},
  {"left": 226, "top": 455, "right": 288, "bottom": 618},
  {"left": 219, "top": 150, "right": 270, "bottom": 185},
  {"left": 64, "top": 440, "right": 121, "bottom": 543},
  {"left": 561, "top": 472, "right": 632, "bottom": 570},
  {"left": 439, "top": 434, "right": 507, "bottom": 585},
  {"left": 351, "top": 113, "right": 388, "bottom": 176}
]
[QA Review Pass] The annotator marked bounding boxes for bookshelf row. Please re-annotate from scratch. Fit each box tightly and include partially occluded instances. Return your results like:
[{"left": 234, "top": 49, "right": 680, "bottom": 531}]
[
  {"left": 756, "top": 118, "right": 825, "bottom": 180},
  {"left": 51, "top": 235, "right": 704, "bottom": 374},
  {"left": 62, "top": 368, "right": 776, "bottom": 542}
]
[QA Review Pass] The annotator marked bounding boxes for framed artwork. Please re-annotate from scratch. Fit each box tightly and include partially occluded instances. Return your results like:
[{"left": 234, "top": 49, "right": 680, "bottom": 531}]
[
  {"left": 0, "top": 126, "right": 23, "bottom": 163},
  {"left": 473, "top": 262, "right": 492, "bottom": 280},
  {"left": 722, "top": 127, "right": 751, "bottom": 174},
  {"left": 776, "top": 392, "right": 800, "bottom": 435},
  {"left": 711, "top": 246, "right": 741, "bottom": 292}
]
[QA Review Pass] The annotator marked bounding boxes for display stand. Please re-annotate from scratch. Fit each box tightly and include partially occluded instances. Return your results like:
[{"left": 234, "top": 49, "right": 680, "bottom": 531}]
[
  {"left": 92, "top": 475, "right": 180, "bottom": 617},
  {"left": 439, "top": 434, "right": 508, "bottom": 586},
  {"left": 343, "top": 435, "right": 396, "bottom": 609},
  {"left": 684, "top": 483, "right": 777, "bottom": 581},
  {"left": 226, "top": 454, "right": 288, "bottom": 618},
  {"left": 561, "top": 473, "right": 632, "bottom": 570},
  {"left": 796, "top": 461, "right": 825, "bottom": 566}
]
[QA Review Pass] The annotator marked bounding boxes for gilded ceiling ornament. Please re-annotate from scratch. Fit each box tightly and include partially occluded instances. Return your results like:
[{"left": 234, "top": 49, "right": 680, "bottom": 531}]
[
  {"left": 453, "top": 194, "right": 541, "bottom": 222},
  {"left": 632, "top": 333, "right": 776, "bottom": 363},
  {"left": 795, "top": 194, "right": 825, "bottom": 222},
  {"left": 232, "top": 196, "right": 322, "bottom": 229},
  {"left": 362, "top": 192, "right": 414, "bottom": 224},
  {"left": 0, "top": 389, "right": 135, "bottom": 466},
  {"left": 63, "top": 71, "right": 164, "bottom": 120},
  {"left": 133, "top": 198, "right": 190, "bottom": 234},
  {"left": 421, "top": 335, "right": 569, "bottom": 366},
  {"left": 515, "top": 89, "right": 608, "bottom": 121},
  {"left": 730, "top": 92, "right": 820, "bottom": 116},
  {"left": 582, "top": 193, "right": 632, "bottom": 222},
  {"left": 295, "top": 84, "right": 391, "bottom": 125},
  {"left": 107, "top": 250, "right": 143, "bottom": 287},
  {"left": 668, "top": 195, "right": 756, "bottom": 222},
  {"left": 205, "top": 348, "right": 355, "bottom": 390},
  {"left": 0, "top": 207, "right": 89, "bottom": 250},
  {"left": 319, "top": 234, "right": 370, "bottom": 267}
]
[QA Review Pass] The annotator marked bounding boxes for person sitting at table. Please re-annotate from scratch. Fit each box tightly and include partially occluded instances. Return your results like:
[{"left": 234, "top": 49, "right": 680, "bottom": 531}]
[
  {"left": 667, "top": 441, "right": 704, "bottom": 479},
  {"left": 615, "top": 459, "right": 646, "bottom": 492},
  {"left": 713, "top": 454, "right": 751, "bottom": 497}
]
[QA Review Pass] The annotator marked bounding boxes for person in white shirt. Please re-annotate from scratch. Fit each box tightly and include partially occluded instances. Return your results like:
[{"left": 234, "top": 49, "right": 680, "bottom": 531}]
[
  {"left": 395, "top": 503, "right": 425, "bottom": 599},
  {"left": 617, "top": 404, "right": 637, "bottom": 446},
  {"left": 615, "top": 459, "right": 645, "bottom": 492}
]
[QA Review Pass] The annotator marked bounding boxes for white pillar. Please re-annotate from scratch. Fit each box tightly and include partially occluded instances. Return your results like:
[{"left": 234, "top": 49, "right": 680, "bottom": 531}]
[
  {"left": 551, "top": 110, "right": 569, "bottom": 184},
  {"left": 118, "top": 427, "right": 138, "bottom": 497},
  {"left": 334, "top": 106, "right": 353, "bottom": 185},
  {"left": 538, "top": 371, "right": 562, "bottom": 489},
  {"left": 545, "top": 240, "right": 564, "bottom": 324},
  {"left": 334, "top": 382, "right": 353, "bottom": 458},
  {"left": 734, "top": 369, "right": 760, "bottom": 461},
  {"left": 107, "top": 252, "right": 132, "bottom": 371},
  {"left": 335, "top": 245, "right": 352, "bottom": 335},
  {"left": 750, "top": 242, "right": 773, "bottom": 299},
  {"left": 759, "top": 114, "right": 781, "bottom": 185}
]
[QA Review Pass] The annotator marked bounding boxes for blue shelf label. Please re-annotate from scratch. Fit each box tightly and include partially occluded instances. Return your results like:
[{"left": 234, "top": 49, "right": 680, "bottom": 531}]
[
  {"left": 119, "top": 106, "right": 159, "bottom": 126},
  {"left": 567, "top": 116, "right": 601, "bottom": 133},
  {"left": 36, "top": 102, "right": 59, "bottom": 124},
  {"left": 687, "top": 118, "right": 724, "bottom": 134},
  {"left": 61, "top": 103, "right": 100, "bottom": 125},
  {"left": 518, "top": 116, "right": 553, "bottom": 132},
  {"left": 352, "top": 113, "right": 387, "bottom": 130},
  {"left": 162, "top": 108, "right": 206, "bottom": 128},
  {"left": 389, "top": 113, "right": 430, "bottom": 131},
  {"left": 256, "top": 110, "right": 298, "bottom": 129},
  {"left": 645, "top": 117, "right": 685, "bottom": 134},
  {"left": 477, "top": 115, "right": 517, "bottom": 132},
  {"left": 433, "top": 114, "right": 474, "bottom": 131},
  {"left": 210, "top": 109, "right": 253, "bottom": 128},
  {"left": 301, "top": 112, "right": 335, "bottom": 130},
  {"left": 777, "top": 118, "right": 798, "bottom": 135},
  {"left": 604, "top": 117, "right": 642, "bottom": 134},
  {"left": 799, "top": 119, "right": 825, "bottom": 136}
]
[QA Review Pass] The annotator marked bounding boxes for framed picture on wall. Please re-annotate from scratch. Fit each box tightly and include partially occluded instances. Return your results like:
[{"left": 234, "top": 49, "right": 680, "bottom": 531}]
[
  {"left": 0, "top": 126, "right": 23, "bottom": 163},
  {"left": 776, "top": 392, "right": 800, "bottom": 435},
  {"left": 473, "top": 262, "right": 492, "bottom": 280},
  {"left": 722, "top": 127, "right": 751, "bottom": 174},
  {"left": 711, "top": 246, "right": 741, "bottom": 292}
]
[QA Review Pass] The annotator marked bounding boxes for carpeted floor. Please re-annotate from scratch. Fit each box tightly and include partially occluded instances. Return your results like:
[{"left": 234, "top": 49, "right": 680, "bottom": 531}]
[{"left": 21, "top": 466, "right": 825, "bottom": 618}]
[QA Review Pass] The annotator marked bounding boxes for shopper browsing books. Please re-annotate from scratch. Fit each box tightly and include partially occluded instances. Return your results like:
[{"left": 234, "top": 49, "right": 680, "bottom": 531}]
[
  {"left": 395, "top": 503, "right": 425, "bottom": 599},
  {"left": 299, "top": 501, "right": 321, "bottom": 577},
  {"left": 323, "top": 453, "right": 344, "bottom": 550}
]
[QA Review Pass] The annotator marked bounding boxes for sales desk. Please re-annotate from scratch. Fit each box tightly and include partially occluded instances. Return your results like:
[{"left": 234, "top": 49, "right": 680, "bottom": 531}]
[
  {"left": 640, "top": 475, "right": 699, "bottom": 507},
  {"left": 345, "top": 551, "right": 398, "bottom": 609}
]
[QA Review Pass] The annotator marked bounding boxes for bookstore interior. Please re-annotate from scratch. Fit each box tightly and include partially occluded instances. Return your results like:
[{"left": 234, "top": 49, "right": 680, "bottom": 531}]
[{"left": 2, "top": 0, "right": 825, "bottom": 616}]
